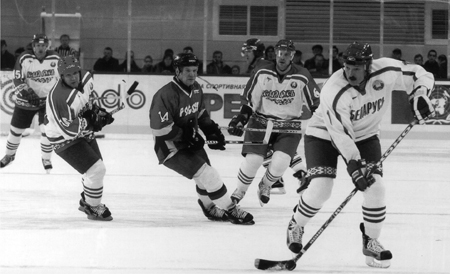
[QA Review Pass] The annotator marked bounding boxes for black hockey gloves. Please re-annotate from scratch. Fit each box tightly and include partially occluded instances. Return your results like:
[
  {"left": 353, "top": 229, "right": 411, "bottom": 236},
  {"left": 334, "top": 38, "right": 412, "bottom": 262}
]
[
  {"left": 228, "top": 114, "right": 248, "bottom": 136},
  {"left": 202, "top": 122, "right": 225, "bottom": 150},
  {"left": 409, "top": 86, "right": 435, "bottom": 124},
  {"left": 82, "top": 105, "right": 115, "bottom": 132},
  {"left": 346, "top": 159, "right": 375, "bottom": 191},
  {"left": 183, "top": 119, "right": 205, "bottom": 150}
]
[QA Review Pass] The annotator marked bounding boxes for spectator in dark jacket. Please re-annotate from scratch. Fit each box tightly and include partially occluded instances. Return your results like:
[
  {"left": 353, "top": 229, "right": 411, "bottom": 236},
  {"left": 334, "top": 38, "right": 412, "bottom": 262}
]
[
  {"left": 206, "top": 51, "right": 231, "bottom": 75},
  {"left": 93, "top": 47, "right": 119, "bottom": 72},
  {"left": 423, "top": 49, "right": 440, "bottom": 78},
  {"left": 1, "top": 40, "right": 16, "bottom": 70}
]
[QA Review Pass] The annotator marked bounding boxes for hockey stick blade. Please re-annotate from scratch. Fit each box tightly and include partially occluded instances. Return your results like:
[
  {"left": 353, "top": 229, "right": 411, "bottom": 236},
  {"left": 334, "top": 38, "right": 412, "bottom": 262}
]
[
  {"left": 126, "top": 81, "right": 139, "bottom": 95},
  {"left": 92, "top": 81, "right": 139, "bottom": 101},
  {"left": 255, "top": 258, "right": 297, "bottom": 271}
]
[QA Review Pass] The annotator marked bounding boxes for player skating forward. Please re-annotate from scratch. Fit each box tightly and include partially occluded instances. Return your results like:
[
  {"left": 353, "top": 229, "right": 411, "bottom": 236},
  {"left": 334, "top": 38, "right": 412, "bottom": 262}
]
[
  {"left": 149, "top": 53, "right": 254, "bottom": 225},
  {"left": 228, "top": 39, "right": 320, "bottom": 207},
  {"left": 0, "top": 34, "right": 60, "bottom": 172},
  {"left": 286, "top": 42, "right": 435, "bottom": 268},
  {"left": 241, "top": 38, "right": 308, "bottom": 195},
  {"left": 45, "top": 56, "right": 114, "bottom": 221}
]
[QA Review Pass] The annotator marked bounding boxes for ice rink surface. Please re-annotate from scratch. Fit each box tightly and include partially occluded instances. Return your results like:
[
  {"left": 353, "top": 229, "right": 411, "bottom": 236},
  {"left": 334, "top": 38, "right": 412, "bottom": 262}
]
[{"left": 0, "top": 133, "right": 449, "bottom": 274}]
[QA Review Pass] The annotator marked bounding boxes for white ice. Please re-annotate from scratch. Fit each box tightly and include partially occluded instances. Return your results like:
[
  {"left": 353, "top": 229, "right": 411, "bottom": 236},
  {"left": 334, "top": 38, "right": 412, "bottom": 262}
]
[{"left": 0, "top": 133, "right": 449, "bottom": 274}]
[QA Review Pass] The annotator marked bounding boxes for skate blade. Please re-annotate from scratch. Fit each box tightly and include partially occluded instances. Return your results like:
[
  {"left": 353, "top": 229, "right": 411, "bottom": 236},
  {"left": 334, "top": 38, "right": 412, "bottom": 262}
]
[
  {"left": 365, "top": 256, "right": 391, "bottom": 268},
  {"left": 270, "top": 188, "right": 286, "bottom": 195}
]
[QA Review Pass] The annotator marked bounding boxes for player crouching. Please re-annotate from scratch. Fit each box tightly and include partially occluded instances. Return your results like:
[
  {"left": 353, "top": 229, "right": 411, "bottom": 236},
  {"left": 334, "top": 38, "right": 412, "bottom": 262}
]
[
  {"left": 45, "top": 56, "right": 114, "bottom": 221},
  {"left": 150, "top": 53, "right": 254, "bottom": 225}
]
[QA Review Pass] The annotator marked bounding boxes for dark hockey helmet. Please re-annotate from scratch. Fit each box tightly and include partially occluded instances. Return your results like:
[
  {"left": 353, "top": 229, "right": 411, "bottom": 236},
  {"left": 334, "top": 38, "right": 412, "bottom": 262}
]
[
  {"left": 173, "top": 53, "right": 199, "bottom": 69},
  {"left": 241, "top": 38, "right": 265, "bottom": 57},
  {"left": 58, "top": 55, "right": 81, "bottom": 75},
  {"left": 275, "top": 39, "right": 295, "bottom": 52},
  {"left": 343, "top": 42, "right": 373, "bottom": 66},
  {"left": 31, "top": 33, "right": 49, "bottom": 45}
]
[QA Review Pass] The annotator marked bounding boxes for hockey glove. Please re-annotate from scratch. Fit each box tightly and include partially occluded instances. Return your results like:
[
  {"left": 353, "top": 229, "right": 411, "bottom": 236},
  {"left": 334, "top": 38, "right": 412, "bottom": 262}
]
[
  {"left": 183, "top": 119, "right": 205, "bottom": 150},
  {"left": 202, "top": 122, "right": 226, "bottom": 151},
  {"left": 409, "top": 86, "right": 435, "bottom": 125},
  {"left": 81, "top": 105, "right": 114, "bottom": 132},
  {"left": 94, "top": 105, "right": 115, "bottom": 126},
  {"left": 20, "top": 88, "right": 41, "bottom": 106},
  {"left": 228, "top": 114, "right": 248, "bottom": 137},
  {"left": 346, "top": 159, "right": 375, "bottom": 191}
]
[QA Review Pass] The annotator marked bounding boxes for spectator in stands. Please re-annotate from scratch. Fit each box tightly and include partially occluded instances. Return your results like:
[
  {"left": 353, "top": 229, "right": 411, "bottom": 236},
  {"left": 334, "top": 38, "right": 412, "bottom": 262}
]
[
  {"left": 54, "top": 34, "right": 78, "bottom": 58},
  {"left": 141, "top": 55, "right": 154, "bottom": 74},
  {"left": 153, "top": 53, "right": 175, "bottom": 74},
  {"left": 231, "top": 65, "right": 240, "bottom": 75},
  {"left": 14, "top": 47, "right": 25, "bottom": 59},
  {"left": 437, "top": 54, "right": 447, "bottom": 79},
  {"left": 414, "top": 54, "right": 424, "bottom": 66},
  {"left": 331, "top": 45, "right": 341, "bottom": 72},
  {"left": 391, "top": 48, "right": 403, "bottom": 61},
  {"left": 265, "top": 45, "right": 276, "bottom": 62},
  {"left": 118, "top": 50, "right": 141, "bottom": 73},
  {"left": 423, "top": 49, "right": 440, "bottom": 78},
  {"left": 293, "top": 50, "right": 303, "bottom": 67},
  {"left": 206, "top": 50, "right": 231, "bottom": 75},
  {"left": 1, "top": 40, "right": 16, "bottom": 70},
  {"left": 337, "top": 52, "right": 345, "bottom": 68},
  {"left": 308, "top": 53, "right": 328, "bottom": 77},
  {"left": 93, "top": 47, "right": 119, "bottom": 72},
  {"left": 304, "top": 44, "right": 324, "bottom": 71}
]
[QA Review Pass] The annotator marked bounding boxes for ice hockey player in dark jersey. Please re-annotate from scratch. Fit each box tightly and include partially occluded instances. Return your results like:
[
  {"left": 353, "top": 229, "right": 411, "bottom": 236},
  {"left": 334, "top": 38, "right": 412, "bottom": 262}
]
[
  {"left": 149, "top": 53, "right": 254, "bottom": 225},
  {"left": 286, "top": 42, "right": 435, "bottom": 268},
  {"left": 45, "top": 56, "right": 114, "bottom": 221},
  {"left": 0, "top": 34, "right": 60, "bottom": 172},
  {"left": 228, "top": 39, "right": 320, "bottom": 207}
]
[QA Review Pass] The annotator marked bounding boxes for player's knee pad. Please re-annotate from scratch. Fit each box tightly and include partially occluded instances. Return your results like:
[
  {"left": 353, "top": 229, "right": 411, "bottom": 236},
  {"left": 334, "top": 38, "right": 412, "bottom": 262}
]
[
  {"left": 267, "top": 151, "right": 291, "bottom": 176},
  {"left": 193, "top": 163, "right": 223, "bottom": 192},
  {"left": 363, "top": 174, "right": 385, "bottom": 207},
  {"left": 302, "top": 177, "right": 334, "bottom": 208},
  {"left": 84, "top": 159, "right": 106, "bottom": 189},
  {"left": 241, "top": 153, "right": 264, "bottom": 175}
]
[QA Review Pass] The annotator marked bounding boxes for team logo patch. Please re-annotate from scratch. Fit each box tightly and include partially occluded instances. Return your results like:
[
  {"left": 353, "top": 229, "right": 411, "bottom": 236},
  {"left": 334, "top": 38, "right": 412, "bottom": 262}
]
[
  {"left": 158, "top": 111, "right": 169, "bottom": 122},
  {"left": 372, "top": 80, "right": 384, "bottom": 91},
  {"left": 51, "top": 62, "right": 56, "bottom": 67},
  {"left": 291, "top": 82, "right": 297, "bottom": 89}
]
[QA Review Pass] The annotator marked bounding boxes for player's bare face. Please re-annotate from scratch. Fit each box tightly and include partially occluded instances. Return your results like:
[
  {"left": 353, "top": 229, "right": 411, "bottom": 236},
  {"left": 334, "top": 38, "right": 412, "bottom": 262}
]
[
  {"left": 243, "top": 50, "right": 255, "bottom": 62},
  {"left": 33, "top": 43, "right": 48, "bottom": 59},
  {"left": 276, "top": 49, "right": 294, "bottom": 71},
  {"left": 178, "top": 66, "right": 198, "bottom": 86},
  {"left": 62, "top": 71, "right": 80, "bottom": 88},
  {"left": 344, "top": 63, "right": 365, "bottom": 86}
]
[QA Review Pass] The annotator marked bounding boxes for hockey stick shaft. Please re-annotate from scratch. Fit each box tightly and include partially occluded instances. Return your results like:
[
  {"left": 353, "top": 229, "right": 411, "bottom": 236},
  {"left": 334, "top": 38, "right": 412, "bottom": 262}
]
[
  {"left": 206, "top": 140, "right": 264, "bottom": 145},
  {"left": 255, "top": 120, "right": 418, "bottom": 271},
  {"left": 219, "top": 126, "right": 302, "bottom": 134},
  {"left": 91, "top": 81, "right": 139, "bottom": 101}
]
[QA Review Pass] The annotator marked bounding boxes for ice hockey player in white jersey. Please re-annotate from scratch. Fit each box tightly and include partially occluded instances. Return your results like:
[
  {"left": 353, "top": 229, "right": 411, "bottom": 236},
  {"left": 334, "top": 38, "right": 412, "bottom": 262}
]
[
  {"left": 0, "top": 34, "right": 60, "bottom": 172},
  {"left": 228, "top": 39, "right": 320, "bottom": 207},
  {"left": 45, "top": 56, "right": 114, "bottom": 221},
  {"left": 286, "top": 41, "right": 435, "bottom": 268}
]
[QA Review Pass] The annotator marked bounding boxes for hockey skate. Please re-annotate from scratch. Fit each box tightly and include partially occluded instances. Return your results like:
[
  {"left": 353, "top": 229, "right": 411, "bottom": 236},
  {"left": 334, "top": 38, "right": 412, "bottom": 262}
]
[
  {"left": 42, "top": 159, "right": 52, "bottom": 173},
  {"left": 226, "top": 204, "right": 254, "bottom": 225},
  {"left": 294, "top": 170, "right": 309, "bottom": 194},
  {"left": 230, "top": 188, "right": 246, "bottom": 204},
  {"left": 270, "top": 177, "right": 286, "bottom": 195},
  {"left": 197, "top": 199, "right": 228, "bottom": 222},
  {"left": 286, "top": 216, "right": 304, "bottom": 253},
  {"left": 0, "top": 154, "right": 15, "bottom": 168},
  {"left": 257, "top": 180, "right": 271, "bottom": 207},
  {"left": 360, "top": 223, "right": 392, "bottom": 268},
  {"left": 78, "top": 192, "right": 113, "bottom": 221}
]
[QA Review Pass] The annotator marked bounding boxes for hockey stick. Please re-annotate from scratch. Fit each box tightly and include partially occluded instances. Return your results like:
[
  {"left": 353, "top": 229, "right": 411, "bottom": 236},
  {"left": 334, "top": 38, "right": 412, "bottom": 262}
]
[
  {"left": 103, "top": 81, "right": 139, "bottom": 115},
  {"left": 91, "top": 80, "right": 139, "bottom": 101},
  {"left": 219, "top": 126, "right": 302, "bottom": 134},
  {"left": 206, "top": 140, "right": 264, "bottom": 145},
  {"left": 254, "top": 119, "right": 418, "bottom": 271}
]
